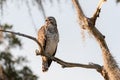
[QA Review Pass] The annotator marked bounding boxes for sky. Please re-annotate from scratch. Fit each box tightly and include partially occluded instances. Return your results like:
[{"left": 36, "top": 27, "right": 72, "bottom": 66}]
[{"left": 0, "top": 0, "right": 120, "bottom": 80}]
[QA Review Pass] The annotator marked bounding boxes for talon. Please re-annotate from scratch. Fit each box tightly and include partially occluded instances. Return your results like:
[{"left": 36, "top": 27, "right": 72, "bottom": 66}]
[{"left": 35, "top": 49, "right": 40, "bottom": 55}]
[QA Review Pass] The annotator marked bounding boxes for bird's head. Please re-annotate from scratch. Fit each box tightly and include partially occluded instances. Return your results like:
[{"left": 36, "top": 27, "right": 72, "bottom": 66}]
[{"left": 45, "top": 16, "right": 57, "bottom": 26}]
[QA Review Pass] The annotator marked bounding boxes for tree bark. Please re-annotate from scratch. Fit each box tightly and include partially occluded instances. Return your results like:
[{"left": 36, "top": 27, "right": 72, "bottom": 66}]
[{"left": 72, "top": 0, "right": 120, "bottom": 80}]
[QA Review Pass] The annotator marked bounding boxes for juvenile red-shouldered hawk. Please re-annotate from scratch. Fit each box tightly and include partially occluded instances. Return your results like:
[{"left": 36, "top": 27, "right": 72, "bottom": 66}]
[{"left": 38, "top": 17, "right": 59, "bottom": 72}]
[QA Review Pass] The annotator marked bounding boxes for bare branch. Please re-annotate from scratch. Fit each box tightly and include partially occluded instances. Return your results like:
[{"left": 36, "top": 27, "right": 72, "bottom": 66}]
[
  {"left": 0, "top": 30, "right": 103, "bottom": 73},
  {"left": 36, "top": 49, "right": 107, "bottom": 78},
  {"left": 92, "top": 0, "right": 107, "bottom": 18},
  {"left": 35, "top": 49, "right": 102, "bottom": 70},
  {"left": 91, "top": 0, "right": 107, "bottom": 25},
  {"left": 72, "top": 0, "right": 120, "bottom": 80}
]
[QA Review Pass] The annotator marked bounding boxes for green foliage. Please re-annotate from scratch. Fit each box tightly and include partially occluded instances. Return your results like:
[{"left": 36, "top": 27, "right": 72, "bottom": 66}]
[{"left": 0, "top": 24, "right": 38, "bottom": 80}]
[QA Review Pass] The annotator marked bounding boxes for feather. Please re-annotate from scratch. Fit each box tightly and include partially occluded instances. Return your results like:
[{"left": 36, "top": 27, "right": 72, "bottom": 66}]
[{"left": 38, "top": 17, "right": 59, "bottom": 72}]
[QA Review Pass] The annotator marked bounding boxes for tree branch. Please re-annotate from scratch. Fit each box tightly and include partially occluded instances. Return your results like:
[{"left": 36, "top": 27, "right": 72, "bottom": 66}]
[
  {"left": 92, "top": 0, "right": 107, "bottom": 18},
  {"left": 36, "top": 49, "right": 102, "bottom": 71},
  {"left": 91, "top": 0, "right": 107, "bottom": 25},
  {"left": 72, "top": 0, "right": 120, "bottom": 80},
  {"left": 0, "top": 29, "right": 103, "bottom": 73}
]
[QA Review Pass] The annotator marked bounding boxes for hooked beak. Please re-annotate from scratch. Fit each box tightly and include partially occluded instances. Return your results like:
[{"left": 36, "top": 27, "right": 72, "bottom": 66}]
[{"left": 45, "top": 18, "right": 49, "bottom": 22}]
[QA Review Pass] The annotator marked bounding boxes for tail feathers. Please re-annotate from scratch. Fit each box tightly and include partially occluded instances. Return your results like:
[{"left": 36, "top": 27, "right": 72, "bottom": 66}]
[
  {"left": 42, "top": 59, "right": 52, "bottom": 72},
  {"left": 48, "top": 59, "right": 52, "bottom": 68},
  {"left": 42, "top": 62, "right": 48, "bottom": 72}
]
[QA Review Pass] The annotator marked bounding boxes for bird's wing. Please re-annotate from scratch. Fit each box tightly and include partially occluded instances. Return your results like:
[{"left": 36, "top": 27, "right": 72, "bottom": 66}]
[{"left": 38, "top": 25, "right": 47, "bottom": 51}]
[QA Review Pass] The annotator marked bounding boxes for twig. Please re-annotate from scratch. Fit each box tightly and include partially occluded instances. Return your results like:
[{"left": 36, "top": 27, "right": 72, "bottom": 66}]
[
  {"left": 92, "top": 0, "right": 106, "bottom": 18},
  {"left": 91, "top": 0, "right": 107, "bottom": 25}
]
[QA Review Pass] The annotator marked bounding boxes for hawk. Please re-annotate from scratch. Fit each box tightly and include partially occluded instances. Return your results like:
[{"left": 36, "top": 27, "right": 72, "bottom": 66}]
[{"left": 38, "top": 16, "right": 59, "bottom": 72}]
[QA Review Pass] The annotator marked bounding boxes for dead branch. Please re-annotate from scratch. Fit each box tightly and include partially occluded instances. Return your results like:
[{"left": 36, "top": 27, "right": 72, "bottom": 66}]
[
  {"left": 0, "top": 30, "right": 103, "bottom": 73},
  {"left": 90, "top": 0, "right": 107, "bottom": 26},
  {"left": 92, "top": 0, "right": 107, "bottom": 18},
  {"left": 72, "top": 0, "right": 120, "bottom": 80},
  {"left": 36, "top": 49, "right": 102, "bottom": 71}
]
